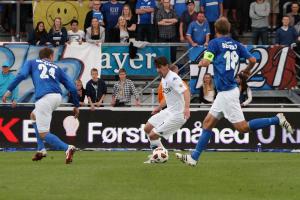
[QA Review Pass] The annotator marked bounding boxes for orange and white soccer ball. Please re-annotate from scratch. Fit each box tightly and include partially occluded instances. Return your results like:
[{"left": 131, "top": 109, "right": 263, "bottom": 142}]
[{"left": 152, "top": 147, "right": 169, "bottom": 163}]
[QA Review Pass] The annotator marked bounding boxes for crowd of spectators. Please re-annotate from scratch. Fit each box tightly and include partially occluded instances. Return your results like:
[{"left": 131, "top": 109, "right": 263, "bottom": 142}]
[
  {"left": 1, "top": 0, "right": 299, "bottom": 107},
  {"left": 0, "top": 0, "right": 299, "bottom": 45}
]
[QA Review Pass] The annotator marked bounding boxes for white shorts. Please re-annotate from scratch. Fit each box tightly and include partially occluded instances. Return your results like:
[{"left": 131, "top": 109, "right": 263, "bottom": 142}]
[
  {"left": 33, "top": 93, "right": 62, "bottom": 132},
  {"left": 148, "top": 109, "right": 186, "bottom": 139},
  {"left": 209, "top": 87, "right": 245, "bottom": 123}
]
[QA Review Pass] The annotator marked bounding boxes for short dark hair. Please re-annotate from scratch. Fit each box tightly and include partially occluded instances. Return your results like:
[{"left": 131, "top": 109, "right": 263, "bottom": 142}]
[
  {"left": 39, "top": 47, "right": 54, "bottom": 59},
  {"left": 154, "top": 56, "right": 169, "bottom": 68},
  {"left": 291, "top": 1, "right": 299, "bottom": 6},
  {"left": 70, "top": 19, "right": 79, "bottom": 26},
  {"left": 91, "top": 68, "right": 98, "bottom": 73},
  {"left": 119, "top": 68, "right": 126, "bottom": 74},
  {"left": 198, "top": 11, "right": 205, "bottom": 15},
  {"left": 214, "top": 17, "right": 231, "bottom": 35}
]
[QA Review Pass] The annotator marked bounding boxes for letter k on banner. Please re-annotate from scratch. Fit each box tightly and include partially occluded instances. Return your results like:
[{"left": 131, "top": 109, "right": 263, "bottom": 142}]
[{"left": 0, "top": 118, "right": 20, "bottom": 143}]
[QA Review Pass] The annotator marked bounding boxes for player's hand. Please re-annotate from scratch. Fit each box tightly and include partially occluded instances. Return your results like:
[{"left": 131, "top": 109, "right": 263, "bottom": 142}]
[
  {"left": 96, "top": 101, "right": 102, "bottom": 107},
  {"left": 135, "top": 100, "right": 141, "bottom": 107},
  {"left": 11, "top": 100, "right": 17, "bottom": 108},
  {"left": 180, "top": 36, "right": 185, "bottom": 42},
  {"left": 239, "top": 70, "right": 251, "bottom": 79},
  {"left": 184, "top": 107, "right": 190, "bottom": 120},
  {"left": 90, "top": 104, "right": 95, "bottom": 111},
  {"left": 2, "top": 91, "right": 11, "bottom": 103},
  {"left": 151, "top": 106, "right": 161, "bottom": 115},
  {"left": 73, "top": 107, "right": 79, "bottom": 118},
  {"left": 192, "top": 42, "right": 198, "bottom": 47},
  {"left": 111, "top": 99, "right": 116, "bottom": 107},
  {"left": 198, "top": 60, "right": 204, "bottom": 67}
]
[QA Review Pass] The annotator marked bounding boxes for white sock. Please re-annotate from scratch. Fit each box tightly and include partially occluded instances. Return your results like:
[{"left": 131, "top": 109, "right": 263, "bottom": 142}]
[{"left": 149, "top": 138, "right": 163, "bottom": 150}]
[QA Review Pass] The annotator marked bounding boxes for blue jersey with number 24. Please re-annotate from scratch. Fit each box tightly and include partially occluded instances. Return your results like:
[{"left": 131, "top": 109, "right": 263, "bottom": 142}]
[
  {"left": 8, "top": 59, "right": 79, "bottom": 107},
  {"left": 207, "top": 37, "right": 252, "bottom": 92}
]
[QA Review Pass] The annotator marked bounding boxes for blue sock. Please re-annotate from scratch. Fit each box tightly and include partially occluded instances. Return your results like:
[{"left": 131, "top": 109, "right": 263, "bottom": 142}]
[
  {"left": 44, "top": 133, "right": 68, "bottom": 151},
  {"left": 32, "top": 123, "right": 45, "bottom": 151},
  {"left": 191, "top": 129, "right": 213, "bottom": 161},
  {"left": 249, "top": 116, "right": 279, "bottom": 131}
]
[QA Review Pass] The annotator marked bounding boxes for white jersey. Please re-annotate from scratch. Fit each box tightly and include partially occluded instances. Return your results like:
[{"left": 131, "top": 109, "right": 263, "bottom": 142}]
[
  {"left": 162, "top": 71, "right": 187, "bottom": 114},
  {"left": 68, "top": 30, "right": 85, "bottom": 42}
]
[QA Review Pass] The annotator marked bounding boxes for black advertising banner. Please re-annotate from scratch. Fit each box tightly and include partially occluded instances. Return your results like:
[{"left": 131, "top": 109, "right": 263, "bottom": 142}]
[{"left": 0, "top": 107, "right": 300, "bottom": 149}]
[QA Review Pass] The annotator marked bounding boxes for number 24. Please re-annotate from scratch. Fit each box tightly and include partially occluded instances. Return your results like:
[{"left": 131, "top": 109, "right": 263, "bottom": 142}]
[{"left": 38, "top": 64, "right": 56, "bottom": 79}]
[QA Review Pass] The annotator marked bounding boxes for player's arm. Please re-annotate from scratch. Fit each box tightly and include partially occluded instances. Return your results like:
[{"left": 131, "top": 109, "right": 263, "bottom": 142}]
[
  {"left": 152, "top": 98, "right": 167, "bottom": 115},
  {"left": 2, "top": 61, "right": 31, "bottom": 102},
  {"left": 173, "top": 77, "right": 190, "bottom": 120},
  {"left": 239, "top": 44, "right": 257, "bottom": 78},
  {"left": 97, "top": 84, "right": 106, "bottom": 106},
  {"left": 242, "top": 57, "right": 256, "bottom": 76},
  {"left": 183, "top": 88, "right": 191, "bottom": 120},
  {"left": 199, "top": 40, "right": 216, "bottom": 67},
  {"left": 198, "top": 51, "right": 214, "bottom": 67}
]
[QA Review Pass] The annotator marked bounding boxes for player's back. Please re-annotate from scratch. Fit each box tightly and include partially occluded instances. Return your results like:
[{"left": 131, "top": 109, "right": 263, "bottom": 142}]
[
  {"left": 29, "top": 59, "right": 64, "bottom": 100},
  {"left": 207, "top": 37, "right": 251, "bottom": 92}
]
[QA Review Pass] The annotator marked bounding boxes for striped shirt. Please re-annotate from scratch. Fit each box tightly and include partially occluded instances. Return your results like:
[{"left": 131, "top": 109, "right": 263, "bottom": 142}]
[{"left": 113, "top": 79, "right": 139, "bottom": 103}]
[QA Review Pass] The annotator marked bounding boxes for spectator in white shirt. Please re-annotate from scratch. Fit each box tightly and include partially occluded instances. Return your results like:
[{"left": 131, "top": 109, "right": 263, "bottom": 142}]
[{"left": 68, "top": 19, "right": 85, "bottom": 44}]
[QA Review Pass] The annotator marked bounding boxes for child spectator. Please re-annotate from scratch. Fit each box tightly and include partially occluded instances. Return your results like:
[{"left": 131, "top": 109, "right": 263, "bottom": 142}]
[
  {"left": 86, "top": 68, "right": 107, "bottom": 110},
  {"left": 111, "top": 68, "right": 140, "bottom": 107},
  {"left": 68, "top": 79, "right": 86, "bottom": 106}
]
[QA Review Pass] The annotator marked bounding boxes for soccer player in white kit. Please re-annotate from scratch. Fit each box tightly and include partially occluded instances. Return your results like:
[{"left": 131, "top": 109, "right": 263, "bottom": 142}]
[{"left": 143, "top": 56, "right": 191, "bottom": 163}]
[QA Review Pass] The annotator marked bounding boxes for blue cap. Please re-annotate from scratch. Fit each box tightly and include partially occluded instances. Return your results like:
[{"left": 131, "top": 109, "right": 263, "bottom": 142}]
[{"left": 2, "top": 61, "right": 10, "bottom": 68}]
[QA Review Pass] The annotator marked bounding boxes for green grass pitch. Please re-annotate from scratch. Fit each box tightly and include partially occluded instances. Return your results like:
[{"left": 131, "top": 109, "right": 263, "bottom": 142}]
[{"left": 0, "top": 151, "right": 299, "bottom": 200}]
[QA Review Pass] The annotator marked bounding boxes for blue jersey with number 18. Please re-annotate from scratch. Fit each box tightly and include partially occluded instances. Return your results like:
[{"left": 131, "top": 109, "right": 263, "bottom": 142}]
[
  {"left": 206, "top": 37, "right": 252, "bottom": 92},
  {"left": 7, "top": 59, "right": 80, "bottom": 107}
]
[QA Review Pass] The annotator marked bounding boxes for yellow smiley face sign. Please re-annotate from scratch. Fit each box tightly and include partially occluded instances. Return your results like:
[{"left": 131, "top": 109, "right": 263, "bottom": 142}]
[
  {"left": 33, "top": 1, "right": 90, "bottom": 31},
  {"left": 46, "top": 1, "right": 78, "bottom": 27}
]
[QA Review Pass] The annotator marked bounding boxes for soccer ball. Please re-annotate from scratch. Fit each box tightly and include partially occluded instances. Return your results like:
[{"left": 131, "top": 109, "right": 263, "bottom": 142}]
[{"left": 152, "top": 147, "right": 169, "bottom": 163}]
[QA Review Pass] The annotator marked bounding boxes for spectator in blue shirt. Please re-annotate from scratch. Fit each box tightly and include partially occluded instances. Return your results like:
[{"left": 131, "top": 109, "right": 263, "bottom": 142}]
[
  {"left": 186, "top": 11, "right": 210, "bottom": 46},
  {"left": 276, "top": 16, "right": 298, "bottom": 46},
  {"left": 0, "top": 62, "right": 18, "bottom": 107},
  {"left": 102, "top": 0, "right": 123, "bottom": 42},
  {"left": 84, "top": 0, "right": 104, "bottom": 32},
  {"left": 171, "top": 0, "right": 187, "bottom": 18},
  {"left": 200, "top": 0, "right": 223, "bottom": 39},
  {"left": 136, "top": 0, "right": 156, "bottom": 42}
]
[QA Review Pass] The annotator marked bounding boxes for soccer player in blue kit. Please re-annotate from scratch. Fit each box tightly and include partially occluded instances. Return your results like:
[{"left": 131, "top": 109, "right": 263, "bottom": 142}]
[
  {"left": 2, "top": 47, "right": 80, "bottom": 164},
  {"left": 176, "top": 17, "right": 294, "bottom": 166}
]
